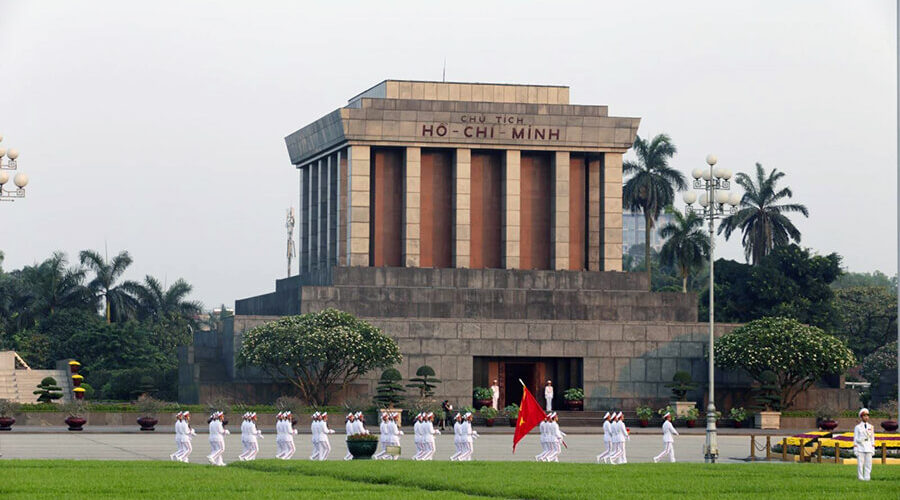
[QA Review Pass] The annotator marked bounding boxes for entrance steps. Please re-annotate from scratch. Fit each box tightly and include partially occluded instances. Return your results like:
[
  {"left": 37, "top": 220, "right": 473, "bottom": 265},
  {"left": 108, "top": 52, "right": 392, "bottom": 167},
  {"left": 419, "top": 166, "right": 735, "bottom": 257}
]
[{"left": 554, "top": 410, "right": 609, "bottom": 427}]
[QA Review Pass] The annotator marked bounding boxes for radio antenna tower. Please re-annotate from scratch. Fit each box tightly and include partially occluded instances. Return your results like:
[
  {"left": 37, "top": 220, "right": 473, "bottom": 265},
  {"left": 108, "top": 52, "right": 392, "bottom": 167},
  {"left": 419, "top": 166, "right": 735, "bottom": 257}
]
[{"left": 286, "top": 207, "right": 296, "bottom": 277}]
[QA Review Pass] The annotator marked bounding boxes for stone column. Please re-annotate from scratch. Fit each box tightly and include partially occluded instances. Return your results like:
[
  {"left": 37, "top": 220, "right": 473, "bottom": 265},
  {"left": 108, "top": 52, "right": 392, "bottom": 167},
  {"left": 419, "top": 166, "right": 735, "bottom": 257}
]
[
  {"left": 602, "top": 153, "right": 624, "bottom": 271},
  {"left": 348, "top": 145, "right": 371, "bottom": 267},
  {"left": 403, "top": 147, "right": 421, "bottom": 267},
  {"left": 553, "top": 152, "right": 570, "bottom": 270},
  {"left": 298, "top": 166, "right": 305, "bottom": 273},
  {"left": 454, "top": 148, "right": 471, "bottom": 268},
  {"left": 502, "top": 150, "right": 521, "bottom": 269},
  {"left": 588, "top": 157, "right": 602, "bottom": 271}
]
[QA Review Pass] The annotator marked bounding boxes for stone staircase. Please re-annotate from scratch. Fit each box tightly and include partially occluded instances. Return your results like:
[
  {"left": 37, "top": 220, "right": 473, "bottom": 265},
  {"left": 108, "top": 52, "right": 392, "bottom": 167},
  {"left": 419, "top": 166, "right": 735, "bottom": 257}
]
[{"left": 0, "top": 351, "right": 72, "bottom": 403}]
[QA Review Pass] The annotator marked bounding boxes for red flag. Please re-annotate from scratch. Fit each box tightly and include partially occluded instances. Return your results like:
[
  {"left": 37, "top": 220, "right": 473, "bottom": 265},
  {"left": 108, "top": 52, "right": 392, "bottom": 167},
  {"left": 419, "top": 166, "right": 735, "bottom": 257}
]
[{"left": 512, "top": 383, "right": 546, "bottom": 452}]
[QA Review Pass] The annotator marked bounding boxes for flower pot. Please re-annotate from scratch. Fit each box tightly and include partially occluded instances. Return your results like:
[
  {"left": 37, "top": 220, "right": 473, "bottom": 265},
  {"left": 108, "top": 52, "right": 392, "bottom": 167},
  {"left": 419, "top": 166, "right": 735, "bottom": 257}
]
[
  {"left": 65, "top": 417, "right": 86, "bottom": 431},
  {"left": 639, "top": 419, "right": 649, "bottom": 428},
  {"left": 508, "top": 417, "right": 517, "bottom": 427},
  {"left": 686, "top": 419, "right": 696, "bottom": 428},
  {"left": 754, "top": 411, "right": 781, "bottom": 430},
  {"left": 347, "top": 439, "right": 378, "bottom": 459},
  {"left": 819, "top": 419, "right": 838, "bottom": 431},
  {"left": 474, "top": 399, "right": 492, "bottom": 410},
  {"left": 137, "top": 417, "right": 158, "bottom": 431},
  {"left": 0, "top": 417, "right": 15, "bottom": 431},
  {"left": 485, "top": 418, "right": 495, "bottom": 427},
  {"left": 565, "top": 399, "right": 583, "bottom": 411},
  {"left": 881, "top": 420, "right": 899, "bottom": 432}
]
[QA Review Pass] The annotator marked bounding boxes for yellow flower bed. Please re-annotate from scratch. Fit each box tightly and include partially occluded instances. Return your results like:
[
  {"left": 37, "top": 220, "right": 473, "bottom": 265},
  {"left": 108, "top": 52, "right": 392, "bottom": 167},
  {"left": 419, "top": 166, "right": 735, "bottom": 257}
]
[{"left": 819, "top": 432, "right": 900, "bottom": 449}]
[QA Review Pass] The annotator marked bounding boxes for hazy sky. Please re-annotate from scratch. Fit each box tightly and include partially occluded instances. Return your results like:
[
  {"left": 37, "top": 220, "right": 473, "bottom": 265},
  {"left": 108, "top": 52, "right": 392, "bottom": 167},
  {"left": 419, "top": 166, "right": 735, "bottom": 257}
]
[{"left": 1, "top": 1, "right": 896, "bottom": 308}]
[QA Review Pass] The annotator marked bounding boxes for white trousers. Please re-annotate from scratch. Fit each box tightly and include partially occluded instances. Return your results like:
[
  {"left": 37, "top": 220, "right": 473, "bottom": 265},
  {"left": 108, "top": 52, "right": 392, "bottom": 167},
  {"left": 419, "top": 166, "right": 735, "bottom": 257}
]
[
  {"left": 176, "top": 439, "right": 192, "bottom": 462},
  {"left": 281, "top": 439, "right": 296, "bottom": 460},
  {"left": 492, "top": 396, "right": 499, "bottom": 410},
  {"left": 317, "top": 439, "right": 331, "bottom": 460},
  {"left": 857, "top": 452, "right": 872, "bottom": 481},
  {"left": 458, "top": 441, "right": 473, "bottom": 461},
  {"left": 654, "top": 442, "right": 675, "bottom": 463},
  {"left": 546, "top": 400, "right": 552, "bottom": 412},
  {"left": 596, "top": 441, "right": 611, "bottom": 463},
  {"left": 422, "top": 441, "right": 435, "bottom": 460},
  {"left": 608, "top": 442, "right": 626, "bottom": 464},
  {"left": 208, "top": 439, "right": 225, "bottom": 466},
  {"left": 545, "top": 440, "right": 561, "bottom": 462},
  {"left": 413, "top": 440, "right": 424, "bottom": 460},
  {"left": 450, "top": 441, "right": 462, "bottom": 461},
  {"left": 536, "top": 441, "right": 549, "bottom": 461}
]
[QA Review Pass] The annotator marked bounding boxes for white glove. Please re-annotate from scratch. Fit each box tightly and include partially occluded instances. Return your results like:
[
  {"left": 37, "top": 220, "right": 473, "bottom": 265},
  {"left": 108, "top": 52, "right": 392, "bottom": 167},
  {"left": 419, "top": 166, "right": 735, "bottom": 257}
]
[
  {"left": 224, "top": 430, "right": 231, "bottom": 435},
  {"left": 398, "top": 431, "right": 404, "bottom": 435},
  {"left": 435, "top": 430, "right": 442, "bottom": 435}
]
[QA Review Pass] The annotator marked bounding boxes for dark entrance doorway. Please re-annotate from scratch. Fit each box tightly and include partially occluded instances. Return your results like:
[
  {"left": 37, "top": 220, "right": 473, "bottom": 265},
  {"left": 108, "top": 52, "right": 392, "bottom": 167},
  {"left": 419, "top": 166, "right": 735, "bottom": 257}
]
[{"left": 473, "top": 356, "right": 583, "bottom": 411}]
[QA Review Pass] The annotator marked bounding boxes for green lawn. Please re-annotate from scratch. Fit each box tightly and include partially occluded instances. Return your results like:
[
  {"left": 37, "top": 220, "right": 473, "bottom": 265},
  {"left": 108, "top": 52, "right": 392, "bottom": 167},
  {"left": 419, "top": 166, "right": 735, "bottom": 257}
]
[{"left": 1, "top": 460, "right": 898, "bottom": 499}]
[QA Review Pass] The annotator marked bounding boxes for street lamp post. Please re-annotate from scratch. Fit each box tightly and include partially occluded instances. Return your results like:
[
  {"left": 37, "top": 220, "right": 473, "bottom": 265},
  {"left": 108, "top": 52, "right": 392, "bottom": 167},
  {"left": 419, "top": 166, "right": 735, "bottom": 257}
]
[
  {"left": 682, "top": 154, "right": 741, "bottom": 463},
  {"left": 0, "top": 135, "right": 30, "bottom": 202}
]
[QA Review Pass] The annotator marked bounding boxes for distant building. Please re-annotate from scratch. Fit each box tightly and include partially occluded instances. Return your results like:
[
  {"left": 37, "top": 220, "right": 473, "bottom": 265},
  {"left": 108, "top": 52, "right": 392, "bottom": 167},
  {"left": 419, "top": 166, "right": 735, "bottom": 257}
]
[{"left": 623, "top": 209, "right": 675, "bottom": 256}]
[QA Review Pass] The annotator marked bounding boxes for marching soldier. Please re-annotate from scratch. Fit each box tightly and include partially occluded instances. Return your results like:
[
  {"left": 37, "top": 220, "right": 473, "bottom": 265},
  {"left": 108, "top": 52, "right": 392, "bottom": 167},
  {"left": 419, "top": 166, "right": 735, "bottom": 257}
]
[
  {"left": 280, "top": 411, "right": 298, "bottom": 460},
  {"left": 239, "top": 413, "right": 252, "bottom": 460},
  {"left": 344, "top": 412, "right": 357, "bottom": 460},
  {"left": 207, "top": 411, "right": 230, "bottom": 466},
  {"left": 449, "top": 413, "right": 464, "bottom": 461},
  {"left": 309, "top": 412, "right": 321, "bottom": 460},
  {"left": 536, "top": 414, "right": 550, "bottom": 461},
  {"left": 459, "top": 412, "right": 478, "bottom": 461},
  {"left": 544, "top": 380, "right": 554, "bottom": 412},
  {"left": 854, "top": 408, "right": 876, "bottom": 481},
  {"left": 653, "top": 412, "right": 679, "bottom": 463},
  {"left": 545, "top": 412, "right": 566, "bottom": 462},
  {"left": 422, "top": 412, "right": 440, "bottom": 460},
  {"left": 316, "top": 412, "right": 336, "bottom": 460},
  {"left": 596, "top": 412, "right": 612, "bottom": 464},
  {"left": 180, "top": 411, "right": 196, "bottom": 462},
  {"left": 412, "top": 413, "right": 425, "bottom": 460},
  {"left": 374, "top": 412, "right": 390, "bottom": 459},
  {"left": 171, "top": 412, "right": 185, "bottom": 461}
]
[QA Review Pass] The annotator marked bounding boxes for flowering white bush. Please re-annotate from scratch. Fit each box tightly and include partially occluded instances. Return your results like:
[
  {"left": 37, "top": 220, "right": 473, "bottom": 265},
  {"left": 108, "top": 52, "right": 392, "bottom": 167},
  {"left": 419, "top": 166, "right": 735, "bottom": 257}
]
[
  {"left": 714, "top": 317, "right": 855, "bottom": 409},
  {"left": 238, "top": 309, "right": 401, "bottom": 405}
]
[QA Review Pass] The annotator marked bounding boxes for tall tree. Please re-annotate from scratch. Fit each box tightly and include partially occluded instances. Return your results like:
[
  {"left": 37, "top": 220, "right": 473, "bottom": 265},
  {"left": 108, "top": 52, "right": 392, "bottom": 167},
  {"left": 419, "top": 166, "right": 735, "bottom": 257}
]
[
  {"left": 79, "top": 249, "right": 138, "bottom": 323},
  {"left": 658, "top": 210, "right": 710, "bottom": 293},
  {"left": 127, "top": 275, "right": 202, "bottom": 323},
  {"left": 718, "top": 163, "right": 809, "bottom": 265},
  {"left": 623, "top": 134, "right": 686, "bottom": 288}
]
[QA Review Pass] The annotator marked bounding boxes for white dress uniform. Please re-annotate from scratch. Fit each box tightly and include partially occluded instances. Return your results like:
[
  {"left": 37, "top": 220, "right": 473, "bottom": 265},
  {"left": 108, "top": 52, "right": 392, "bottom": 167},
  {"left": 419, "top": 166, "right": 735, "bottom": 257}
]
[
  {"left": 460, "top": 417, "right": 478, "bottom": 461},
  {"left": 616, "top": 416, "right": 629, "bottom": 463},
  {"left": 207, "top": 414, "right": 229, "bottom": 466},
  {"left": 171, "top": 416, "right": 185, "bottom": 461},
  {"left": 544, "top": 385, "right": 554, "bottom": 412},
  {"left": 386, "top": 416, "right": 402, "bottom": 460},
  {"left": 450, "top": 417, "right": 463, "bottom": 461},
  {"left": 344, "top": 415, "right": 356, "bottom": 461},
  {"left": 374, "top": 417, "right": 389, "bottom": 459},
  {"left": 245, "top": 416, "right": 263, "bottom": 461},
  {"left": 423, "top": 415, "right": 440, "bottom": 460},
  {"left": 239, "top": 416, "right": 252, "bottom": 460},
  {"left": 653, "top": 416, "right": 679, "bottom": 463},
  {"left": 491, "top": 384, "right": 500, "bottom": 410},
  {"left": 546, "top": 417, "right": 565, "bottom": 462},
  {"left": 596, "top": 413, "right": 613, "bottom": 463},
  {"left": 853, "top": 411, "right": 876, "bottom": 481},
  {"left": 536, "top": 419, "right": 549, "bottom": 461},
  {"left": 309, "top": 415, "right": 321, "bottom": 460},
  {"left": 412, "top": 416, "right": 423, "bottom": 460},
  {"left": 607, "top": 412, "right": 625, "bottom": 464},
  {"left": 316, "top": 415, "right": 335, "bottom": 460},
  {"left": 275, "top": 414, "right": 286, "bottom": 459},
  {"left": 281, "top": 412, "right": 298, "bottom": 459},
  {"left": 182, "top": 416, "right": 196, "bottom": 462}
]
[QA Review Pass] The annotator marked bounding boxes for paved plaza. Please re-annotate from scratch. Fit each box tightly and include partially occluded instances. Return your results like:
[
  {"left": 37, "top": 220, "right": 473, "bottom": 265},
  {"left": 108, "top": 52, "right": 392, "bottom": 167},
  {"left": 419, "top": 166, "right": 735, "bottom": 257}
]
[{"left": 0, "top": 429, "right": 787, "bottom": 464}]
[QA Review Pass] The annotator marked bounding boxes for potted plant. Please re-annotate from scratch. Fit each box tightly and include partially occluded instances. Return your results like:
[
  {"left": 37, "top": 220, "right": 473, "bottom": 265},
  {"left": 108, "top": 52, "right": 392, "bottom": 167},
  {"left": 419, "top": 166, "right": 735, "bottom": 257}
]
[
  {"left": 684, "top": 407, "right": 700, "bottom": 428},
  {"left": 729, "top": 407, "right": 748, "bottom": 428},
  {"left": 480, "top": 406, "right": 498, "bottom": 427},
  {"left": 665, "top": 371, "right": 696, "bottom": 418},
  {"left": 346, "top": 433, "right": 379, "bottom": 459},
  {"left": 62, "top": 401, "right": 88, "bottom": 431},
  {"left": 136, "top": 394, "right": 165, "bottom": 431},
  {"left": 504, "top": 404, "right": 519, "bottom": 427},
  {"left": 472, "top": 387, "right": 493, "bottom": 409},
  {"left": 33, "top": 377, "right": 63, "bottom": 403},
  {"left": 752, "top": 370, "right": 782, "bottom": 429},
  {"left": 563, "top": 388, "right": 584, "bottom": 411},
  {"left": 636, "top": 406, "right": 654, "bottom": 427},
  {"left": 815, "top": 405, "right": 838, "bottom": 431},
  {"left": 0, "top": 399, "right": 21, "bottom": 431},
  {"left": 405, "top": 365, "right": 442, "bottom": 398}
]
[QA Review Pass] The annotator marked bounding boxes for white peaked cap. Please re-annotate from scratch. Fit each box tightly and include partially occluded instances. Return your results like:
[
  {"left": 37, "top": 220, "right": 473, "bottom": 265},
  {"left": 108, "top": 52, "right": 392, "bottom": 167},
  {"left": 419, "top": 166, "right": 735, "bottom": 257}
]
[
  {"left": 347, "top": 412, "right": 354, "bottom": 418},
  {"left": 427, "top": 412, "right": 433, "bottom": 417},
  {"left": 251, "top": 412, "right": 256, "bottom": 417},
  {"left": 603, "top": 412, "right": 610, "bottom": 419},
  {"left": 663, "top": 412, "right": 671, "bottom": 419},
  {"left": 455, "top": 413, "right": 461, "bottom": 419},
  {"left": 312, "top": 411, "right": 319, "bottom": 417},
  {"left": 859, "top": 408, "right": 869, "bottom": 417},
  {"left": 464, "top": 412, "right": 472, "bottom": 418},
  {"left": 285, "top": 411, "right": 292, "bottom": 416},
  {"left": 183, "top": 411, "right": 190, "bottom": 416},
  {"left": 355, "top": 412, "right": 362, "bottom": 417},
  {"left": 321, "top": 412, "right": 327, "bottom": 417}
]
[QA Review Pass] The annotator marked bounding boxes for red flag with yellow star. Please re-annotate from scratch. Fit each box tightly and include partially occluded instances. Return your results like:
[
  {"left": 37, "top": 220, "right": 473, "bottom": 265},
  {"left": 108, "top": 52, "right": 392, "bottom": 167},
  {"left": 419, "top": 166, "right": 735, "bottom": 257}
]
[{"left": 512, "top": 382, "right": 546, "bottom": 452}]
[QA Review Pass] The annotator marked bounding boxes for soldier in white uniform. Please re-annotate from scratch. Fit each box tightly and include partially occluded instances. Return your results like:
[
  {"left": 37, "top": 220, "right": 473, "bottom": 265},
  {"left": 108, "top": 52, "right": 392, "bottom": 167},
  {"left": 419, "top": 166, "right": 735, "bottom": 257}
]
[
  {"left": 238, "top": 413, "right": 252, "bottom": 460},
  {"left": 545, "top": 413, "right": 566, "bottom": 462},
  {"left": 309, "top": 412, "right": 321, "bottom": 460},
  {"left": 274, "top": 412, "right": 286, "bottom": 458},
  {"left": 459, "top": 412, "right": 479, "bottom": 461},
  {"left": 422, "top": 412, "right": 440, "bottom": 460},
  {"left": 616, "top": 412, "right": 629, "bottom": 464},
  {"left": 316, "top": 412, "right": 336, "bottom": 460},
  {"left": 177, "top": 411, "right": 196, "bottom": 462},
  {"left": 544, "top": 380, "right": 554, "bottom": 412},
  {"left": 607, "top": 411, "right": 625, "bottom": 464},
  {"left": 653, "top": 412, "right": 679, "bottom": 463},
  {"left": 854, "top": 408, "right": 876, "bottom": 481},
  {"left": 171, "top": 412, "right": 185, "bottom": 461},
  {"left": 386, "top": 413, "right": 403, "bottom": 460},
  {"left": 490, "top": 380, "right": 501, "bottom": 410},
  {"left": 536, "top": 414, "right": 550, "bottom": 461},
  {"left": 244, "top": 413, "right": 263, "bottom": 461},
  {"left": 412, "top": 413, "right": 425, "bottom": 460},
  {"left": 374, "top": 413, "right": 390, "bottom": 459},
  {"left": 207, "top": 411, "right": 230, "bottom": 466},
  {"left": 355, "top": 412, "right": 368, "bottom": 435},
  {"left": 344, "top": 412, "right": 357, "bottom": 460},
  {"left": 280, "top": 411, "right": 299, "bottom": 459},
  {"left": 596, "top": 412, "right": 613, "bottom": 464},
  {"left": 449, "top": 413, "right": 464, "bottom": 461}
]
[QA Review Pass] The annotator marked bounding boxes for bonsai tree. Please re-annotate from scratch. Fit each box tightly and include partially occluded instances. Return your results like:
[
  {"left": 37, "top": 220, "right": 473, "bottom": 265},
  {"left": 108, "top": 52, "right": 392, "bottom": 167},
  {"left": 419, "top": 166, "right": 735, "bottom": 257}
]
[
  {"left": 373, "top": 368, "right": 406, "bottom": 408},
  {"left": 33, "top": 377, "right": 63, "bottom": 403},
  {"left": 132, "top": 376, "right": 156, "bottom": 398},
  {"left": 665, "top": 371, "right": 696, "bottom": 400},
  {"left": 135, "top": 394, "right": 165, "bottom": 418},
  {"left": 563, "top": 388, "right": 584, "bottom": 401},
  {"left": 714, "top": 317, "right": 855, "bottom": 409},
  {"left": 752, "top": 370, "right": 783, "bottom": 412},
  {"left": 239, "top": 309, "right": 402, "bottom": 405},
  {"left": 406, "top": 365, "right": 441, "bottom": 398}
]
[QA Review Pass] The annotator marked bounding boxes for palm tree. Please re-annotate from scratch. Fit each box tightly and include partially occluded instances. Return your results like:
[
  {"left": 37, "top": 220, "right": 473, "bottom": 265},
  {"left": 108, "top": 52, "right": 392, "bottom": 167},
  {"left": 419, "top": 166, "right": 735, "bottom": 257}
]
[
  {"left": 659, "top": 210, "right": 710, "bottom": 293},
  {"left": 79, "top": 249, "right": 138, "bottom": 323},
  {"left": 26, "top": 252, "right": 93, "bottom": 316},
  {"left": 623, "top": 134, "right": 687, "bottom": 288},
  {"left": 127, "top": 275, "right": 202, "bottom": 323},
  {"left": 718, "top": 163, "right": 809, "bottom": 265}
]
